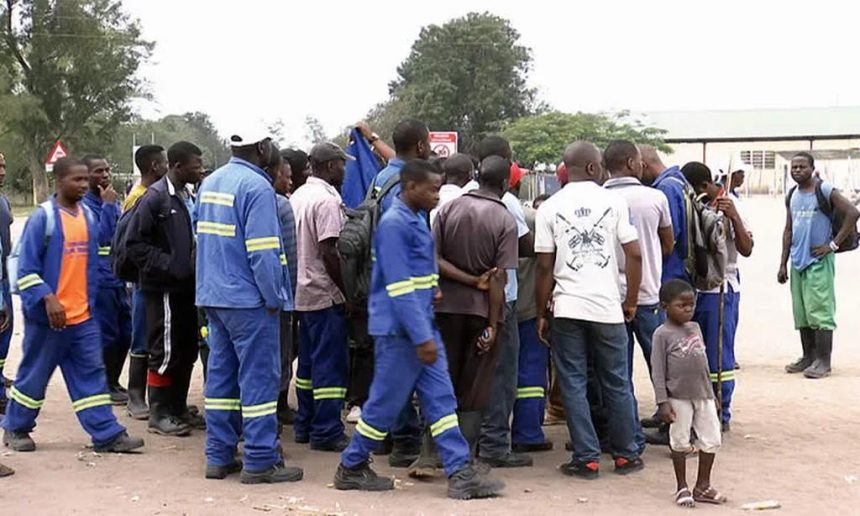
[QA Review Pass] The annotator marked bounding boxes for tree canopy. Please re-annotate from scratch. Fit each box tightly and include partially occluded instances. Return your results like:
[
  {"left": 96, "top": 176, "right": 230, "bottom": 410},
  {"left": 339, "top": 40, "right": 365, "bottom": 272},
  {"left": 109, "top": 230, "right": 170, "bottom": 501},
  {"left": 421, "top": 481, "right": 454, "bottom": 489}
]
[
  {"left": 0, "top": 0, "right": 151, "bottom": 200},
  {"left": 501, "top": 111, "right": 670, "bottom": 168},
  {"left": 388, "top": 12, "right": 535, "bottom": 152}
]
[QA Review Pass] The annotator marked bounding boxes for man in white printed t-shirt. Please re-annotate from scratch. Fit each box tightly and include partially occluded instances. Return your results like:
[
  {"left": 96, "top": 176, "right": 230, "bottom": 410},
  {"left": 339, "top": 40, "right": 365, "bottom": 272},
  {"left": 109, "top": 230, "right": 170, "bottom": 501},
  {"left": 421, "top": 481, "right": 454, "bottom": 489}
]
[{"left": 535, "top": 141, "right": 644, "bottom": 480}]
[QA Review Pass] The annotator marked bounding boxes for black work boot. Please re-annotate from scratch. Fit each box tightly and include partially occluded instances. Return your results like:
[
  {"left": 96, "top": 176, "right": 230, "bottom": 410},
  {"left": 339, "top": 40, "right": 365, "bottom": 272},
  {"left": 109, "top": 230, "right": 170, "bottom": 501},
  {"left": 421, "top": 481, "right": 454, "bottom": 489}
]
[
  {"left": 240, "top": 461, "right": 304, "bottom": 484},
  {"left": 447, "top": 463, "right": 505, "bottom": 500},
  {"left": 94, "top": 431, "right": 145, "bottom": 453},
  {"left": 804, "top": 330, "right": 833, "bottom": 379},
  {"left": 408, "top": 427, "right": 439, "bottom": 479},
  {"left": 3, "top": 430, "right": 35, "bottom": 452},
  {"left": 147, "top": 386, "right": 191, "bottom": 436},
  {"left": 786, "top": 328, "right": 816, "bottom": 373},
  {"left": 205, "top": 458, "right": 243, "bottom": 480},
  {"left": 334, "top": 461, "right": 394, "bottom": 491},
  {"left": 126, "top": 355, "right": 149, "bottom": 420}
]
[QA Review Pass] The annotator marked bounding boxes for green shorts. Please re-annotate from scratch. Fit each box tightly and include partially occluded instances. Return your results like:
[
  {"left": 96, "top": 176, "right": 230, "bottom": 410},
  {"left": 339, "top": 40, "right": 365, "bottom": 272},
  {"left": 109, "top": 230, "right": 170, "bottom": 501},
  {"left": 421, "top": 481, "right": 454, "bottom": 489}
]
[{"left": 790, "top": 254, "right": 836, "bottom": 331}]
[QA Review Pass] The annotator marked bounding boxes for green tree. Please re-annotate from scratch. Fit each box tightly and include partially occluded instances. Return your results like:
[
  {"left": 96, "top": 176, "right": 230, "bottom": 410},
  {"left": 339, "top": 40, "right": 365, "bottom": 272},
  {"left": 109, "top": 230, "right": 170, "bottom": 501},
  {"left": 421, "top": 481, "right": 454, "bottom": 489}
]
[
  {"left": 390, "top": 12, "right": 535, "bottom": 152},
  {"left": 501, "top": 111, "right": 671, "bottom": 168},
  {"left": 105, "top": 112, "right": 230, "bottom": 180},
  {"left": 0, "top": 0, "right": 151, "bottom": 201}
]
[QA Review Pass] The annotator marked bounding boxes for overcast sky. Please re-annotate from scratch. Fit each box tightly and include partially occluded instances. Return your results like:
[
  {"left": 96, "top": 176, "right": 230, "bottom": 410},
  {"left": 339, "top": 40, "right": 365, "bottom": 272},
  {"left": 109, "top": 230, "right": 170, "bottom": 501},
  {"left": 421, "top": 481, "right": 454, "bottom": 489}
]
[{"left": 125, "top": 0, "right": 858, "bottom": 146}]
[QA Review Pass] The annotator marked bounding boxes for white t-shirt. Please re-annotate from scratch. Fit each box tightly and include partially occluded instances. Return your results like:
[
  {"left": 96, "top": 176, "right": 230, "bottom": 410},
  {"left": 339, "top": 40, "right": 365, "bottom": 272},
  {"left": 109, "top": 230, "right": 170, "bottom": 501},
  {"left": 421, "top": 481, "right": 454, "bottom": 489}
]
[
  {"left": 535, "top": 181, "right": 639, "bottom": 324},
  {"left": 501, "top": 192, "right": 530, "bottom": 303},
  {"left": 604, "top": 177, "right": 672, "bottom": 305},
  {"left": 703, "top": 195, "right": 751, "bottom": 294},
  {"left": 430, "top": 184, "right": 465, "bottom": 226}
]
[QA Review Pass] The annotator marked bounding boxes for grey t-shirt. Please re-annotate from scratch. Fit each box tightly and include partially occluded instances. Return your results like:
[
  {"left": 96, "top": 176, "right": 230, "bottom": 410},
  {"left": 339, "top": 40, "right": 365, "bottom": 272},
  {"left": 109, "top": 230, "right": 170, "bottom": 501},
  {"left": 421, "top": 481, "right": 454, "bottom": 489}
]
[
  {"left": 604, "top": 177, "right": 671, "bottom": 306},
  {"left": 650, "top": 321, "right": 713, "bottom": 404}
]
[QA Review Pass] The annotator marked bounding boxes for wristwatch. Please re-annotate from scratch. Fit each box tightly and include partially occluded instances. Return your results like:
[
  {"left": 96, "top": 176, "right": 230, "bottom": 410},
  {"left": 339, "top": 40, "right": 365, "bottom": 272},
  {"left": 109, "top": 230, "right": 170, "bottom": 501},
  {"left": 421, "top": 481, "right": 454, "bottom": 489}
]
[{"left": 829, "top": 240, "right": 839, "bottom": 252}]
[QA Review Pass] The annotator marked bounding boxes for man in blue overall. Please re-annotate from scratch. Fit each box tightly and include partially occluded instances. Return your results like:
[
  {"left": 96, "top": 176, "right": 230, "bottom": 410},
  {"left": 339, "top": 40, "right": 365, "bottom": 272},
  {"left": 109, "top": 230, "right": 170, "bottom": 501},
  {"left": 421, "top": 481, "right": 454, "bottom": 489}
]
[
  {"left": 3, "top": 157, "right": 143, "bottom": 454},
  {"left": 334, "top": 159, "right": 504, "bottom": 500},
  {"left": 81, "top": 154, "right": 132, "bottom": 406},
  {"left": 197, "top": 132, "right": 303, "bottom": 483}
]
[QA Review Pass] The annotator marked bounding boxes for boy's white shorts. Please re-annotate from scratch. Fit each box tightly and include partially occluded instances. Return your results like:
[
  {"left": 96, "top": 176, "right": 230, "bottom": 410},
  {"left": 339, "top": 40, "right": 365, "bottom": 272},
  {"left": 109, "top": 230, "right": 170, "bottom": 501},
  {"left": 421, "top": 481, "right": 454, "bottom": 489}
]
[{"left": 668, "top": 398, "right": 721, "bottom": 454}]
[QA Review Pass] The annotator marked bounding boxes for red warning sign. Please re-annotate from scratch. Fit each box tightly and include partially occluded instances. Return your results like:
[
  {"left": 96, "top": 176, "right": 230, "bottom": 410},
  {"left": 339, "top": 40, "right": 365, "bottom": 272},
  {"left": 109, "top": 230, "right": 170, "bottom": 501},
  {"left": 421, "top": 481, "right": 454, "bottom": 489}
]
[
  {"left": 429, "top": 132, "right": 458, "bottom": 158},
  {"left": 44, "top": 140, "right": 68, "bottom": 172}
]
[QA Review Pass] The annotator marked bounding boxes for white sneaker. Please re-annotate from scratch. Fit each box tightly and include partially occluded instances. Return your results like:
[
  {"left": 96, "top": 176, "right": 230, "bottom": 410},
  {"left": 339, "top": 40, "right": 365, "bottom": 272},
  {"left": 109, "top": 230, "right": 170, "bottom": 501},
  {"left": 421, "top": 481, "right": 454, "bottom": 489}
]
[{"left": 346, "top": 406, "right": 361, "bottom": 424}]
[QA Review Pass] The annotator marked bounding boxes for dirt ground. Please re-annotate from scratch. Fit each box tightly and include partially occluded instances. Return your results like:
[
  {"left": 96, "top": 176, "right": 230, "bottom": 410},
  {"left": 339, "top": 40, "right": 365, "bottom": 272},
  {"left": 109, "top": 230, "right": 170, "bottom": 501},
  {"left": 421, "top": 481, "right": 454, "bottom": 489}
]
[{"left": 1, "top": 196, "right": 859, "bottom": 515}]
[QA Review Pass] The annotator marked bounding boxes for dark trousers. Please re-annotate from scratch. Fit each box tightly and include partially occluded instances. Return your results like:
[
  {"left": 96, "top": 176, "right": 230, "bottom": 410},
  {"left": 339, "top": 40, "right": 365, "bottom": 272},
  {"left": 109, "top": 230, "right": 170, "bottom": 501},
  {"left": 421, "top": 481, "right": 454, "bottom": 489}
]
[
  {"left": 143, "top": 290, "right": 198, "bottom": 385},
  {"left": 436, "top": 313, "right": 498, "bottom": 412},
  {"left": 279, "top": 311, "right": 293, "bottom": 394}
]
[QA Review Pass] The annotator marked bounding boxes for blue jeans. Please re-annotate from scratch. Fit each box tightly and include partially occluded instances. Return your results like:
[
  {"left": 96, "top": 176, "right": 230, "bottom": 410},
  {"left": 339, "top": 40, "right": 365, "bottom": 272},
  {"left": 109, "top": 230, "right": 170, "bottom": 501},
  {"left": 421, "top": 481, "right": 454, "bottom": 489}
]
[
  {"left": 130, "top": 288, "right": 148, "bottom": 356},
  {"left": 626, "top": 304, "right": 665, "bottom": 454},
  {"left": 552, "top": 318, "right": 638, "bottom": 463},
  {"left": 479, "top": 302, "right": 520, "bottom": 459},
  {"left": 626, "top": 304, "right": 665, "bottom": 377}
]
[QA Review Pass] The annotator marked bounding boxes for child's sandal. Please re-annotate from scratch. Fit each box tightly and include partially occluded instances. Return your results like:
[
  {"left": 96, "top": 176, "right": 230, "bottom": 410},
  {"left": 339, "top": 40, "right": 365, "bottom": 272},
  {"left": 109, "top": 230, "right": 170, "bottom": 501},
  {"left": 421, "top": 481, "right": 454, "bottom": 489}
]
[
  {"left": 694, "top": 485, "right": 727, "bottom": 504},
  {"left": 675, "top": 487, "right": 695, "bottom": 507}
]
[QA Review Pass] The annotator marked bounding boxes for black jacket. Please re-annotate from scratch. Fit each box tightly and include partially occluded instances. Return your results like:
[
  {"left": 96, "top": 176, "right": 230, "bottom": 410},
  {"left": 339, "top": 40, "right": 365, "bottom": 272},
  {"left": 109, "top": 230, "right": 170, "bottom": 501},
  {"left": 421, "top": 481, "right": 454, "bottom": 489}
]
[{"left": 126, "top": 175, "right": 195, "bottom": 293}]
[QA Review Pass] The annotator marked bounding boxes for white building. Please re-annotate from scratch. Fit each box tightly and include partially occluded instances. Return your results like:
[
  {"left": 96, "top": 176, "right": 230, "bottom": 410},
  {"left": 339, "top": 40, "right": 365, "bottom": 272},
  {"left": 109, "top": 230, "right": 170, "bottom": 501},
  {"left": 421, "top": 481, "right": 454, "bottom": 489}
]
[{"left": 642, "top": 107, "right": 860, "bottom": 194}]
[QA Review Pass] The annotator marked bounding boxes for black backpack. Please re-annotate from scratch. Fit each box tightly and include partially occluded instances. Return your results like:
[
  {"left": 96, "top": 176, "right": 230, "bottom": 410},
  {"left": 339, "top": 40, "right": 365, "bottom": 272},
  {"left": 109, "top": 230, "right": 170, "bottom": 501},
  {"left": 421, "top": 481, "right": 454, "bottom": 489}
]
[
  {"left": 664, "top": 176, "right": 728, "bottom": 290},
  {"left": 111, "top": 188, "right": 170, "bottom": 282},
  {"left": 786, "top": 180, "right": 859, "bottom": 253},
  {"left": 337, "top": 174, "right": 401, "bottom": 304}
]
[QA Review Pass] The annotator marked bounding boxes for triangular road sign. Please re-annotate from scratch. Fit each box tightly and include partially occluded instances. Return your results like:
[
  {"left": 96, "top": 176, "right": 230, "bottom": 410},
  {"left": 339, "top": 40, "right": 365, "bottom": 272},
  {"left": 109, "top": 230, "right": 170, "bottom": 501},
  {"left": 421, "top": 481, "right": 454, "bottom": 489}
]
[
  {"left": 44, "top": 141, "right": 68, "bottom": 172},
  {"left": 45, "top": 141, "right": 68, "bottom": 167}
]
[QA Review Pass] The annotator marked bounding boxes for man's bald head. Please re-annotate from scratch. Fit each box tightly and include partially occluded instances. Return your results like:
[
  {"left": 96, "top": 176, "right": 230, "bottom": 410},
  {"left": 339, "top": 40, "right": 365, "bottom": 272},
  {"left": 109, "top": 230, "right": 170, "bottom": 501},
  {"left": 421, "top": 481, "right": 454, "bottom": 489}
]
[
  {"left": 639, "top": 144, "right": 666, "bottom": 185},
  {"left": 562, "top": 141, "right": 603, "bottom": 183}
]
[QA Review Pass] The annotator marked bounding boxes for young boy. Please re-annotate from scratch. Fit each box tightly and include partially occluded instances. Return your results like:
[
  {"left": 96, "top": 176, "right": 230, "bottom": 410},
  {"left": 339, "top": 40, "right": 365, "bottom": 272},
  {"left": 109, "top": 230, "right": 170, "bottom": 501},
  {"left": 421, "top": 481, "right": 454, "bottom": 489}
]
[
  {"left": 651, "top": 279, "right": 726, "bottom": 507},
  {"left": 334, "top": 159, "right": 503, "bottom": 500},
  {"left": 3, "top": 157, "right": 144, "bottom": 453}
]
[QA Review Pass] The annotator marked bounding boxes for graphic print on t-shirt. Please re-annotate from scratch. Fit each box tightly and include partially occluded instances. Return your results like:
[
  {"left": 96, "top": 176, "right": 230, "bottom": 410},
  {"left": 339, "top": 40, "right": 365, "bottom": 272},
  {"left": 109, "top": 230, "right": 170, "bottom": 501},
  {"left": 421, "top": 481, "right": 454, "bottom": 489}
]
[
  {"left": 556, "top": 207, "right": 613, "bottom": 271},
  {"left": 673, "top": 333, "right": 706, "bottom": 358}
]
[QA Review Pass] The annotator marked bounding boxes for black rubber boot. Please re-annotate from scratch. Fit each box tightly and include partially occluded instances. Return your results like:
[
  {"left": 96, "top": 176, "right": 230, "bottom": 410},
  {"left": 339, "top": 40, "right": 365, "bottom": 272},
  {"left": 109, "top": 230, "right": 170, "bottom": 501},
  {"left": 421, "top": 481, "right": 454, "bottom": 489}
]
[
  {"left": 447, "top": 463, "right": 505, "bottom": 500},
  {"left": 103, "top": 347, "right": 128, "bottom": 405},
  {"left": 277, "top": 390, "right": 294, "bottom": 425},
  {"left": 199, "top": 344, "right": 210, "bottom": 383},
  {"left": 457, "top": 411, "right": 482, "bottom": 458},
  {"left": 786, "top": 328, "right": 816, "bottom": 373},
  {"left": 804, "top": 330, "right": 833, "bottom": 379},
  {"left": 408, "top": 427, "right": 439, "bottom": 479},
  {"left": 388, "top": 441, "right": 421, "bottom": 468},
  {"left": 126, "top": 355, "right": 149, "bottom": 420},
  {"left": 148, "top": 386, "right": 191, "bottom": 436},
  {"left": 334, "top": 461, "right": 394, "bottom": 491},
  {"left": 173, "top": 365, "right": 205, "bottom": 429}
]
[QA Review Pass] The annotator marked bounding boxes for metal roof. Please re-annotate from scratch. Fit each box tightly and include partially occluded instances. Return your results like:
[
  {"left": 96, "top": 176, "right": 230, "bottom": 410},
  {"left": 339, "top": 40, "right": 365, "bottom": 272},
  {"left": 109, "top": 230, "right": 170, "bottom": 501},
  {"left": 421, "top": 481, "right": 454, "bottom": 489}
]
[{"left": 637, "top": 107, "right": 860, "bottom": 142}]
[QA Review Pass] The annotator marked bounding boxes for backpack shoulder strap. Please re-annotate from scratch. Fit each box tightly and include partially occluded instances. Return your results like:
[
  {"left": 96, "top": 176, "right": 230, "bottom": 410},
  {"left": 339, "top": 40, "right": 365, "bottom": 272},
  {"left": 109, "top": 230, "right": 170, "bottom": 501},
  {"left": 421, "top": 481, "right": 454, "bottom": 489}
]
[
  {"left": 377, "top": 173, "right": 401, "bottom": 199},
  {"left": 39, "top": 200, "right": 55, "bottom": 243},
  {"left": 785, "top": 185, "right": 798, "bottom": 209},
  {"left": 814, "top": 180, "right": 833, "bottom": 216}
]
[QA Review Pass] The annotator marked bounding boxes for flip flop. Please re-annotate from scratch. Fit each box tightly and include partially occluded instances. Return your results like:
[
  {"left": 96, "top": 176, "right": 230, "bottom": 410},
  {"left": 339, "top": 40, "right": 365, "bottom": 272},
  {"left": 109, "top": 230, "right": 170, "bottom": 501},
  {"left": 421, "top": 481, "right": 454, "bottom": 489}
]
[
  {"left": 675, "top": 487, "right": 695, "bottom": 508},
  {"left": 694, "top": 485, "right": 727, "bottom": 504}
]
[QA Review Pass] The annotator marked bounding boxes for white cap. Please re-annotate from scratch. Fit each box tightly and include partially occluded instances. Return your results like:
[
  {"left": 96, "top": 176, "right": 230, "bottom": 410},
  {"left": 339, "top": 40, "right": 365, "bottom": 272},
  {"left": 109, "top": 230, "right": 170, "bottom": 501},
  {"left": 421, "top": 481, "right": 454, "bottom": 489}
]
[{"left": 228, "top": 131, "right": 271, "bottom": 147}]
